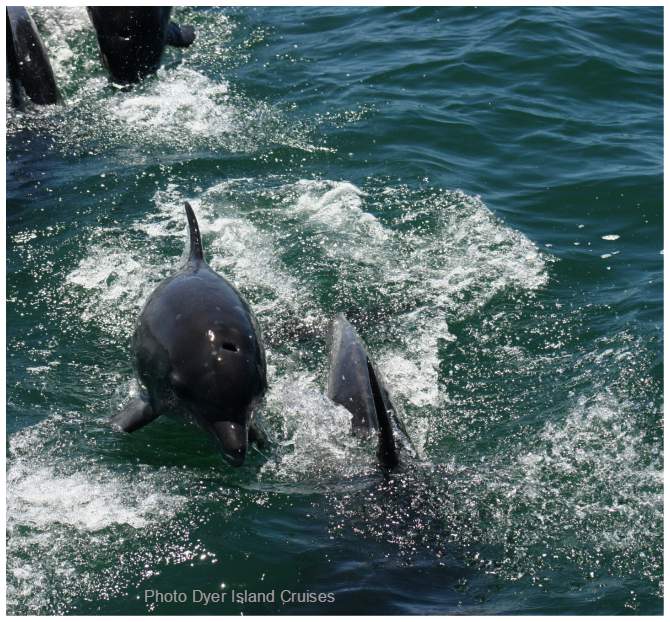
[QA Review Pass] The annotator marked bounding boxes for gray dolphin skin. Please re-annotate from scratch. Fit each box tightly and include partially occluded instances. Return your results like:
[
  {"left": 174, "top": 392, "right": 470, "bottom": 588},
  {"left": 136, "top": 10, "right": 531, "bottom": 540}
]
[
  {"left": 87, "top": 7, "right": 196, "bottom": 84},
  {"left": 111, "top": 202, "right": 267, "bottom": 466},
  {"left": 327, "top": 314, "right": 414, "bottom": 470},
  {"left": 6, "top": 7, "right": 62, "bottom": 107}
]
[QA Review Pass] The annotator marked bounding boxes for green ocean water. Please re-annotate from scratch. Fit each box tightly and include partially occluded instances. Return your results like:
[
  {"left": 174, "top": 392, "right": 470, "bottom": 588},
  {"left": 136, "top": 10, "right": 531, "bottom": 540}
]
[{"left": 6, "top": 6, "right": 662, "bottom": 615}]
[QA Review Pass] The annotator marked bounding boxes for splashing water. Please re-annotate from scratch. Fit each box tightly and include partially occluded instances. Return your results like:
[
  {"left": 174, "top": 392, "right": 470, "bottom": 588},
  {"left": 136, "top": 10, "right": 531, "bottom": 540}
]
[{"left": 7, "top": 5, "right": 661, "bottom": 615}]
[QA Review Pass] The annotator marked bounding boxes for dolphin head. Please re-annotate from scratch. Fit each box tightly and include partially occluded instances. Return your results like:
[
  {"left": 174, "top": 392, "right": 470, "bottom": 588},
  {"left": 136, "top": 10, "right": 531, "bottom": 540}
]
[{"left": 167, "top": 315, "right": 266, "bottom": 467}]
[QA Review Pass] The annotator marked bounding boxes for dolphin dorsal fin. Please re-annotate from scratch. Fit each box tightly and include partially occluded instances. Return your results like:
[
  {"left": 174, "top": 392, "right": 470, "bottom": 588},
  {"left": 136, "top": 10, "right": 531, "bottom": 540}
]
[
  {"left": 366, "top": 357, "right": 399, "bottom": 471},
  {"left": 184, "top": 202, "right": 204, "bottom": 264}
]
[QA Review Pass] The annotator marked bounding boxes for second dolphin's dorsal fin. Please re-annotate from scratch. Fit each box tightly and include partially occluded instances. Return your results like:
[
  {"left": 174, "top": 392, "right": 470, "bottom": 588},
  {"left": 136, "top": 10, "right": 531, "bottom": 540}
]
[
  {"left": 326, "top": 314, "right": 379, "bottom": 433},
  {"left": 366, "top": 357, "right": 399, "bottom": 471},
  {"left": 184, "top": 201, "right": 204, "bottom": 263},
  {"left": 327, "top": 314, "right": 415, "bottom": 471}
]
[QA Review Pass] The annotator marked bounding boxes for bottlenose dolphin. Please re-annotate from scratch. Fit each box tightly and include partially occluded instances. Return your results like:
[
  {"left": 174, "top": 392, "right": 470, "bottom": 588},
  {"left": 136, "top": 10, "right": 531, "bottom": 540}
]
[
  {"left": 6, "top": 7, "right": 61, "bottom": 107},
  {"left": 112, "top": 203, "right": 267, "bottom": 466},
  {"left": 87, "top": 7, "right": 195, "bottom": 84},
  {"left": 327, "top": 314, "right": 415, "bottom": 470}
]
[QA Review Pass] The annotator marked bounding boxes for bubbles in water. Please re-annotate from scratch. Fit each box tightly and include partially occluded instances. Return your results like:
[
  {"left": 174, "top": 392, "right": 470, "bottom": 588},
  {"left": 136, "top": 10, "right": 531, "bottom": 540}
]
[
  {"left": 6, "top": 412, "right": 230, "bottom": 614},
  {"left": 60, "top": 175, "right": 552, "bottom": 485},
  {"left": 7, "top": 6, "right": 660, "bottom": 611},
  {"left": 478, "top": 387, "right": 662, "bottom": 586},
  {"left": 259, "top": 373, "right": 377, "bottom": 485},
  {"left": 109, "top": 67, "right": 235, "bottom": 146},
  {"left": 29, "top": 6, "right": 94, "bottom": 88},
  {"left": 7, "top": 7, "right": 321, "bottom": 158}
]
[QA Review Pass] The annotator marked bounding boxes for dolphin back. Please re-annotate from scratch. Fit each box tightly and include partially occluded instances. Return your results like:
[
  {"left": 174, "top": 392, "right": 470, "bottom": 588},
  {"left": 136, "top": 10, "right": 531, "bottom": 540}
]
[
  {"left": 326, "top": 314, "right": 412, "bottom": 470},
  {"left": 86, "top": 7, "right": 172, "bottom": 83},
  {"left": 6, "top": 7, "right": 61, "bottom": 106}
]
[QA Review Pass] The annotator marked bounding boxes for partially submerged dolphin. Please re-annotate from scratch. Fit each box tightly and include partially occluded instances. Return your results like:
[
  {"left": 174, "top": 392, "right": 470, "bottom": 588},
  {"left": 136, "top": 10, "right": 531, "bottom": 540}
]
[
  {"left": 112, "top": 203, "right": 267, "bottom": 466},
  {"left": 87, "top": 7, "right": 196, "bottom": 84},
  {"left": 6, "top": 7, "right": 61, "bottom": 107},
  {"left": 327, "top": 314, "right": 415, "bottom": 470}
]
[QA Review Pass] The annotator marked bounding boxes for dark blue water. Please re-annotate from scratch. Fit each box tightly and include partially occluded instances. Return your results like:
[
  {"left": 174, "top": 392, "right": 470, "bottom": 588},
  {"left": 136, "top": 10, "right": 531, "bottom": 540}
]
[{"left": 6, "top": 6, "right": 662, "bottom": 615}]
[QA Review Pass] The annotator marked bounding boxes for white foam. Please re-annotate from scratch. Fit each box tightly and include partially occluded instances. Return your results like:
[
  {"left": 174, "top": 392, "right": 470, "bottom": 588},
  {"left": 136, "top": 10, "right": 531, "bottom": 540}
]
[
  {"left": 6, "top": 415, "right": 191, "bottom": 614},
  {"left": 260, "top": 374, "right": 377, "bottom": 483},
  {"left": 282, "top": 183, "right": 546, "bottom": 409},
  {"left": 64, "top": 241, "right": 162, "bottom": 338},
  {"left": 483, "top": 391, "right": 662, "bottom": 580},
  {"left": 8, "top": 463, "right": 174, "bottom": 532},
  {"left": 62, "top": 177, "right": 549, "bottom": 443},
  {"left": 30, "top": 7, "right": 92, "bottom": 87},
  {"left": 111, "top": 67, "right": 235, "bottom": 142},
  {"left": 293, "top": 180, "right": 386, "bottom": 239},
  {"left": 11, "top": 9, "right": 322, "bottom": 157}
]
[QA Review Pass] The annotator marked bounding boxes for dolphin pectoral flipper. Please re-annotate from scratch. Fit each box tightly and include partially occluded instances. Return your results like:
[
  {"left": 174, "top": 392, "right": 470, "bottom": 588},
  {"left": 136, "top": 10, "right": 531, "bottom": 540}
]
[
  {"left": 166, "top": 21, "right": 196, "bottom": 48},
  {"left": 111, "top": 397, "right": 159, "bottom": 432}
]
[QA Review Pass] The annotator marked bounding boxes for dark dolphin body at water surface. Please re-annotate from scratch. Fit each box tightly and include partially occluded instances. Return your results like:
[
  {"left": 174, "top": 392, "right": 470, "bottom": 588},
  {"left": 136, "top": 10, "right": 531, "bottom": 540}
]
[
  {"left": 5, "top": 6, "right": 661, "bottom": 615},
  {"left": 87, "top": 6, "right": 196, "bottom": 84},
  {"left": 6, "top": 7, "right": 61, "bottom": 107},
  {"left": 111, "top": 203, "right": 267, "bottom": 466},
  {"left": 327, "top": 314, "right": 415, "bottom": 471}
]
